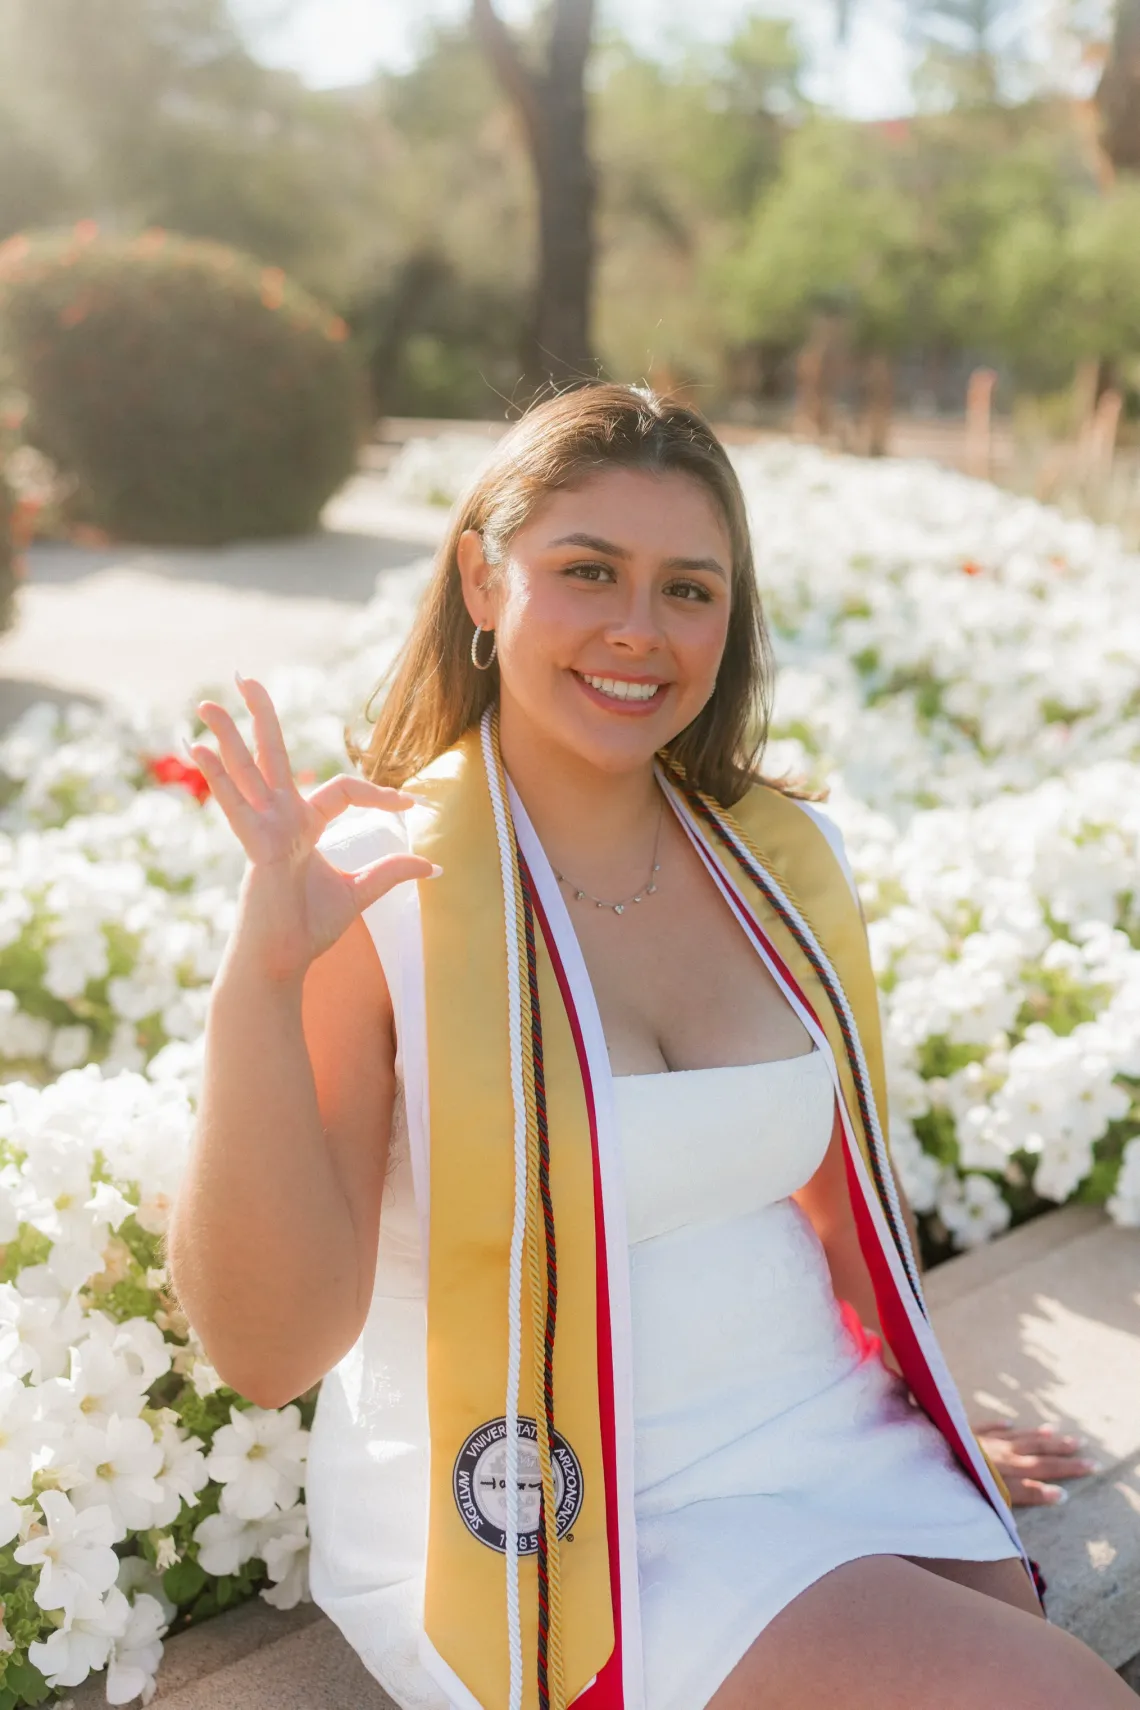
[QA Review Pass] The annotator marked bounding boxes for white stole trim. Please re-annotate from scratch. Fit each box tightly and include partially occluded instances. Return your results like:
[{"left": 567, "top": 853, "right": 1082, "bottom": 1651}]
[
  {"left": 508, "top": 780, "right": 647, "bottom": 1710},
  {"left": 480, "top": 712, "right": 530, "bottom": 1710}
]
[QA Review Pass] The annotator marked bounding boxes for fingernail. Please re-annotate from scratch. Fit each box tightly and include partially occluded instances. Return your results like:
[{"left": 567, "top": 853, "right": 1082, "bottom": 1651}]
[
  {"left": 1044, "top": 1486, "right": 1068, "bottom": 1504},
  {"left": 429, "top": 864, "right": 444, "bottom": 879},
  {"left": 1079, "top": 1461, "right": 1102, "bottom": 1475},
  {"left": 234, "top": 670, "right": 247, "bottom": 690},
  {"left": 400, "top": 791, "right": 435, "bottom": 807}
]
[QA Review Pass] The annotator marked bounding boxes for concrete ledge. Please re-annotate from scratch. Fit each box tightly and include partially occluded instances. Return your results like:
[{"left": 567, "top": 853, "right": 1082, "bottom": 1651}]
[
  {"left": 928, "top": 1203, "right": 1140, "bottom": 1674},
  {"left": 67, "top": 1596, "right": 394, "bottom": 1708}
]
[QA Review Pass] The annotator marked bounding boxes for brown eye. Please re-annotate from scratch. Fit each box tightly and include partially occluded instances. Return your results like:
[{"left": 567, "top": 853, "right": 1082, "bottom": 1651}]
[
  {"left": 666, "top": 579, "right": 713, "bottom": 603},
  {"left": 564, "top": 561, "right": 615, "bottom": 583}
]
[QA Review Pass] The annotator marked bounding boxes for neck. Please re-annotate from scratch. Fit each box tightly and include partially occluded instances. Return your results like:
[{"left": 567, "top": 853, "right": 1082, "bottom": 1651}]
[{"left": 497, "top": 700, "right": 663, "bottom": 891}]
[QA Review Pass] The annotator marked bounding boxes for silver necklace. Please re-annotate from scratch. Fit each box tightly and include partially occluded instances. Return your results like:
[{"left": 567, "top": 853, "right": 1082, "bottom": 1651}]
[{"left": 553, "top": 799, "right": 664, "bottom": 916}]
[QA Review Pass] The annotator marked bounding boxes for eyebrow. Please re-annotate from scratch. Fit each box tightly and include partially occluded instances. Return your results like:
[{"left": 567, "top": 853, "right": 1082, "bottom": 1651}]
[{"left": 547, "top": 532, "right": 728, "bottom": 580}]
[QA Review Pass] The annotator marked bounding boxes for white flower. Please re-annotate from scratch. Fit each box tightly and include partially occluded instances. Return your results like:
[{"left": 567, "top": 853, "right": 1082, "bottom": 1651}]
[
  {"left": 105, "top": 1590, "right": 167, "bottom": 1706},
  {"left": 190, "top": 1359, "right": 223, "bottom": 1399},
  {"left": 69, "top": 1414, "right": 166, "bottom": 1540},
  {"left": 14, "top": 1488, "right": 120, "bottom": 1622},
  {"left": 0, "top": 1276, "right": 85, "bottom": 1384},
  {"left": 116, "top": 1553, "right": 177, "bottom": 1625},
  {"left": 0, "top": 993, "right": 51, "bottom": 1062},
  {"left": 0, "top": 1371, "right": 58, "bottom": 1502},
  {"left": 205, "top": 1405, "right": 308, "bottom": 1521},
  {"left": 27, "top": 1583, "right": 130, "bottom": 1689},
  {"left": 150, "top": 1417, "right": 209, "bottom": 1527},
  {"left": 1108, "top": 1136, "right": 1140, "bottom": 1226},
  {"left": 46, "top": 1337, "right": 151, "bottom": 1430},
  {"left": 43, "top": 930, "right": 109, "bottom": 1002},
  {"left": 48, "top": 1024, "right": 94, "bottom": 1072},
  {"left": 256, "top": 1502, "right": 311, "bottom": 1610},
  {"left": 192, "top": 1508, "right": 263, "bottom": 1576},
  {"left": 937, "top": 1172, "right": 1012, "bottom": 1249}
]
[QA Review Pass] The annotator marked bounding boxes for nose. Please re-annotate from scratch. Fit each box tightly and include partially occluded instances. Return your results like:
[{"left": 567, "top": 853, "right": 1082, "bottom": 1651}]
[{"left": 604, "top": 585, "right": 665, "bottom": 656}]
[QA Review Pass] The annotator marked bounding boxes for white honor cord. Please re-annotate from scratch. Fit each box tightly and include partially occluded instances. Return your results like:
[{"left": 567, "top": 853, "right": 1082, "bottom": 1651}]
[{"left": 481, "top": 710, "right": 527, "bottom": 1710}]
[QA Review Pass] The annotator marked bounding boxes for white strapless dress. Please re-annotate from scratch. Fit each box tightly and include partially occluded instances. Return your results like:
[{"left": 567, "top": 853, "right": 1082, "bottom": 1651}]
[
  {"left": 307, "top": 1048, "right": 1018, "bottom": 1710},
  {"left": 612, "top": 1050, "right": 1018, "bottom": 1710}
]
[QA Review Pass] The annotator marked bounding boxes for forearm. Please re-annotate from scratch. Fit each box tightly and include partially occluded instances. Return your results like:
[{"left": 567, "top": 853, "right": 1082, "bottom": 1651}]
[{"left": 168, "top": 952, "right": 361, "bottom": 1406}]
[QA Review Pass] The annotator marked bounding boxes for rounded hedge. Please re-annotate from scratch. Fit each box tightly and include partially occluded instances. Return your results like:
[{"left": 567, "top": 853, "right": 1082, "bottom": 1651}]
[{"left": 0, "top": 226, "right": 367, "bottom": 545}]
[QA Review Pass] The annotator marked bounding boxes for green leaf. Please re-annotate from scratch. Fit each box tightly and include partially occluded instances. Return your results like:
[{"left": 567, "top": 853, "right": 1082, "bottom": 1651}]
[
  {"left": 163, "top": 1556, "right": 208, "bottom": 1605},
  {"left": 1, "top": 1656, "right": 51, "bottom": 1704}
]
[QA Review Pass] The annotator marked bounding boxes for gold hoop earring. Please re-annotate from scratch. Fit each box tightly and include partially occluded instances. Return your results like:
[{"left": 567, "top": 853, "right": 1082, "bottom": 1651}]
[{"left": 470, "top": 625, "right": 497, "bottom": 670}]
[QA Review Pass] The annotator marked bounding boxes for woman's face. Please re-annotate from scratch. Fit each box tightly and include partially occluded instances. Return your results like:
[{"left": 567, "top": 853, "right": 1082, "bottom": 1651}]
[{"left": 459, "top": 467, "right": 733, "bottom": 777}]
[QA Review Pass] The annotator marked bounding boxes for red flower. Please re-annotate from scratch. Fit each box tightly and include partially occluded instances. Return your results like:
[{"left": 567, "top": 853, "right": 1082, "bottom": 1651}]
[
  {"left": 146, "top": 754, "right": 210, "bottom": 803},
  {"left": 961, "top": 559, "right": 982, "bottom": 576}
]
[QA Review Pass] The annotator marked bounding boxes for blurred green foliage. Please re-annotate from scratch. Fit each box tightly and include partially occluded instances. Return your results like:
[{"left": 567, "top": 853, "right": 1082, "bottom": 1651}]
[
  {"left": 0, "top": 0, "right": 1136, "bottom": 418},
  {"left": 0, "top": 228, "right": 365, "bottom": 543}
]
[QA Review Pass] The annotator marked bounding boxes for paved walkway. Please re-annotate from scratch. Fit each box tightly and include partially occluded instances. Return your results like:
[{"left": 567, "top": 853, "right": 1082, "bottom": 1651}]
[{"left": 0, "top": 476, "right": 448, "bottom": 731}]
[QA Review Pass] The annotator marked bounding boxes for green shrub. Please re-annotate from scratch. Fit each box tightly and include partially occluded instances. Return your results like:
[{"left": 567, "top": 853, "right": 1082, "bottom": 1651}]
[{"left": 0, "top": 225, "right": 367, "bottom": 545}]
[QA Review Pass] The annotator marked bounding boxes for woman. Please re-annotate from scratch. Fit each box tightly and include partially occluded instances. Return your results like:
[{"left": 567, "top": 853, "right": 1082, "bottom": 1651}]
[{"left": 169, "top": 385, "right": 1130, "bottom": 1710}]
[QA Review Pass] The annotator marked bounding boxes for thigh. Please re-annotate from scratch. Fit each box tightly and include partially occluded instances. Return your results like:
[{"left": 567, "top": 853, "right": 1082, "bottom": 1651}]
[{"left": 704, "top": 1554, "right": 1136, "bottom": 1710}]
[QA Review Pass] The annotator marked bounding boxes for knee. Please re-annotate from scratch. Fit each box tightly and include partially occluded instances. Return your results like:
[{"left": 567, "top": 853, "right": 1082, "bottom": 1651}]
[{"left": 1001, "top": 1622, "right": 1131, "bottom": 1710}]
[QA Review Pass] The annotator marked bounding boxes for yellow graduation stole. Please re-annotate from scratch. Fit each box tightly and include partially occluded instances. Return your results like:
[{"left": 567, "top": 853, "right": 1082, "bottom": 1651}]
[{"left": 402, "top": 711, "right": 1031, "bottom": 1710}]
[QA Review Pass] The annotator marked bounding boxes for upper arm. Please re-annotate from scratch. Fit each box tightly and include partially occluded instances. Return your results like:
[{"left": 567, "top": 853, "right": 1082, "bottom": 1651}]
[
  {"left": 792, "top": 799, "right": 861, "bottom": 912},
  {"left": 303, "top": 811, "right": 407, "bottom": 1317},
  {"left": 792, "top": 1097, "right": 853, "bottom": 1249}
]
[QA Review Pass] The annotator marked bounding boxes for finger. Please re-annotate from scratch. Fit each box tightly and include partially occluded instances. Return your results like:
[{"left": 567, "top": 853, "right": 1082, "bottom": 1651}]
[
  {"left": 197, "top": 701, "right": 272, "bottom": 809},
  {"left": 1012, "top": 1479, "right": 1068, "bottom": 1509},
  {"left": 974, "top": 1420, "right": 1015, "bottom": 1436},
  {"left": 306, "top": 773, "right": 422, "bottom": 826},
  {"left": 1006, "top": 1454, "right": 1098, "bottom": 1480},
  {"left": 353, "top": 854, "right": 441, "bottom": 914},
  {"left": 188, "top": 743, "right": 260, "bottom": 841},
  {"left": 1006, "top": 1430, "right": 1084, "bottom": 1456},
  {"left": 235, "top": 673, "right": 294, "bottom": 792}
]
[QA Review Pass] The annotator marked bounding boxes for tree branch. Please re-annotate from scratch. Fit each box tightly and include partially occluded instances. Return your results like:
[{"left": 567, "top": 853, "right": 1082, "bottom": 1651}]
[{"left": 470, "top": 0, "right": 542, "bottom": 163}]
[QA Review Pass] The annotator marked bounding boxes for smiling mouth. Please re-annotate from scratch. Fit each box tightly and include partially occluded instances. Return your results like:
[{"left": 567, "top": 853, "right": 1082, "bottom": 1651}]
[{"left": 576, "top": 672, "right": 666, "bottom": 704}]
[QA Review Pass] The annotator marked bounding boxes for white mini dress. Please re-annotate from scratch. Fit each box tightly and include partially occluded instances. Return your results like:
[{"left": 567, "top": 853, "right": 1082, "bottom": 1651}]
[{"left": 305, "top": 809, "right": 1021, "bottom": 1710}]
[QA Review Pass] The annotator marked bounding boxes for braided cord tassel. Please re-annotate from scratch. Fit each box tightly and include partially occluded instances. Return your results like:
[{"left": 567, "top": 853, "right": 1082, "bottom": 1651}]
[
  {"left": 490, "top": 712, "right": 566, "bottom": 1710},
  {"left": 518, "top": 859, "right": 565, "bottom": 1710},
  {"left": 673, "top": 770, "right": 926, "bottom": 1311},
  {"left": 481, "top": 710, "right": 531, "bottom": 1710}
]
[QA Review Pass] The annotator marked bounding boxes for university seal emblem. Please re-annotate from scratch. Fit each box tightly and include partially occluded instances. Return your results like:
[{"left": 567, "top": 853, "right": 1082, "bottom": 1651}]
[{"left": 452, "top": 1416, "right": 584, "bottom": 1554}]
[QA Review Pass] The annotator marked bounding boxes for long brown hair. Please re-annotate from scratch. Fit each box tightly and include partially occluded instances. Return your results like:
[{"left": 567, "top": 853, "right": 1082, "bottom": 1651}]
[{"left": 353, "top": 383, "right": 799, "bottom": 806}]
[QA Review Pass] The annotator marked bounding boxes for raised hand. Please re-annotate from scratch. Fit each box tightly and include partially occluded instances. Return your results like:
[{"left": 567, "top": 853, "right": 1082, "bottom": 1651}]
[{"left": 190, "top": 673, "right": 437, "bottom": 983}]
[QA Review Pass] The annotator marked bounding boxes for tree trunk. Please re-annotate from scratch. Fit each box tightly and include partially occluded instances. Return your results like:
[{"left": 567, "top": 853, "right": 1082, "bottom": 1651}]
[
  {"left": 1097, "top": 0, "right": 1140, "bottom": 175},
  {"left": 471, "top": 0, "right": 597, "bottom": 395},
  {"left": 860, "top": 352, "right": 894, "bottom": 457}
]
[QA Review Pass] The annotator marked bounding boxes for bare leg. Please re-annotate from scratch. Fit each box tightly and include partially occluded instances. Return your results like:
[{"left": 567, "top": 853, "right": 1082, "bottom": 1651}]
[{"left": 705, "top": 1554, "right": 1136, "bottom": 1710}]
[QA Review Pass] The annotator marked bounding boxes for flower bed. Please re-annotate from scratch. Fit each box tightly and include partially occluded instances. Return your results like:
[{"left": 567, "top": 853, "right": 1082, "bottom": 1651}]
[{"left": 0, "top": 440, "right": 1136, "bottom": 1701}]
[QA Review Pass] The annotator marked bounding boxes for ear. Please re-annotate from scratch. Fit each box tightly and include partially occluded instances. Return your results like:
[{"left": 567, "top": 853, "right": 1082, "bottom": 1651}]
[{"left": 456, "top": 529, "right": 500, "bottom": 630}]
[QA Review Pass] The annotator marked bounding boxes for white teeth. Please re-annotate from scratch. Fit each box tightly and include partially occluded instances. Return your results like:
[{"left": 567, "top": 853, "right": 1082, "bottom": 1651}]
[{"left": 581, "top": 674, "right": 660, "bottom": 702}]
